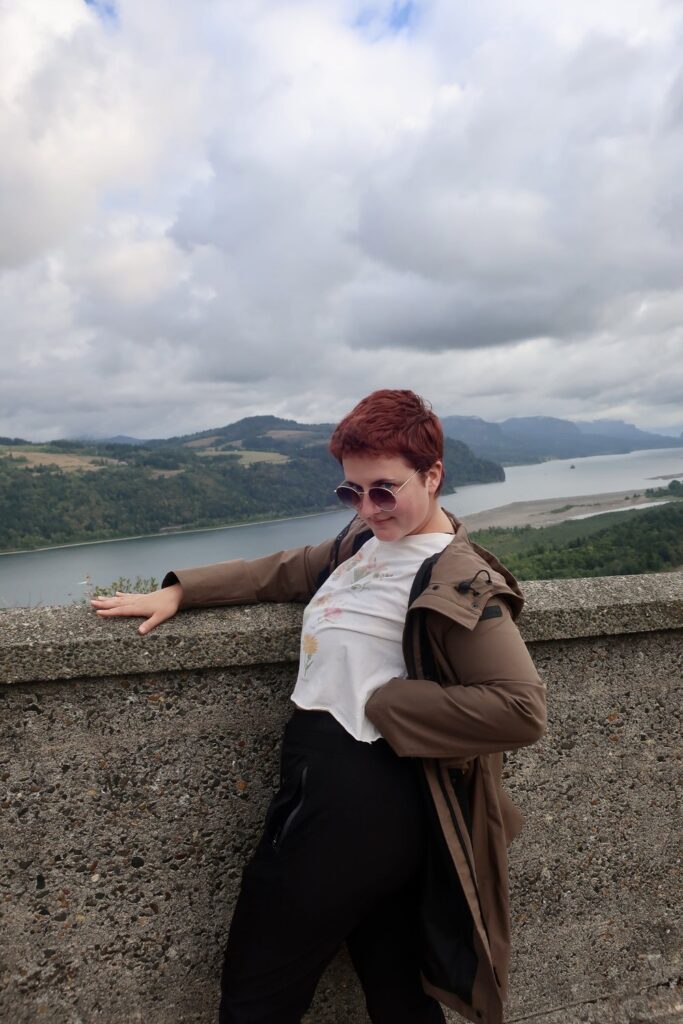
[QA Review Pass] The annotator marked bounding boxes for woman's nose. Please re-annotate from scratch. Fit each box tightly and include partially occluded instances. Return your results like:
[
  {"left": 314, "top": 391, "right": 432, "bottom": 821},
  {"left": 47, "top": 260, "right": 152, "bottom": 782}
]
[{"left": 358, "top": 491, "right": 382, "bottom": 513}]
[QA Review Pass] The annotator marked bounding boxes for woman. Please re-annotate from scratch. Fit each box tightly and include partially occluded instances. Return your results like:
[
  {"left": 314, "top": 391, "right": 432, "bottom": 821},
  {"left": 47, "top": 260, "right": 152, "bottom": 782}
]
[{"left": 92, "top": 389, "right": 546, "bottom": 1024}]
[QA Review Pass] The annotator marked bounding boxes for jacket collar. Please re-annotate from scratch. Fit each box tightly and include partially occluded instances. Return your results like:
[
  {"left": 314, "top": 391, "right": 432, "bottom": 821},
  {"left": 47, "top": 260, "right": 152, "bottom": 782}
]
[
  {"left": 338, "top": 509, "right": 525, "bottom": 625},
  {"left": 410, "top": 509, "right": 526, "bottom": 626}
]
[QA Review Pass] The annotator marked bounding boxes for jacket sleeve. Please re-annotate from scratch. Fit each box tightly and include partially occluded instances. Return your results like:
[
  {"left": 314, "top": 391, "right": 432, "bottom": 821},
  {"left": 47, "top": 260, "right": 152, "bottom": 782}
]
[
  {"left": 161, "top": 536, "right": 335, "bottom": 608},
  {"left": 364, "top": 597, "right": 546, "bottom": 759}
]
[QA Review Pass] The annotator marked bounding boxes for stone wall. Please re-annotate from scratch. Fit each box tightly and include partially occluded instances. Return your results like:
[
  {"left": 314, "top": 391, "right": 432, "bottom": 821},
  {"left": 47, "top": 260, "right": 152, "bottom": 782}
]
[{"left": 0, "top": 572, "right": 681, "bottom": 1024}]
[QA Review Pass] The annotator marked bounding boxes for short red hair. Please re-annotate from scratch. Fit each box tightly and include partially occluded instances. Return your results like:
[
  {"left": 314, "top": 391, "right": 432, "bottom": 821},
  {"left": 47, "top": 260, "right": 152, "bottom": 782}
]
[{"left": 329, "top": 389, "right": 445, "bottom": 495}]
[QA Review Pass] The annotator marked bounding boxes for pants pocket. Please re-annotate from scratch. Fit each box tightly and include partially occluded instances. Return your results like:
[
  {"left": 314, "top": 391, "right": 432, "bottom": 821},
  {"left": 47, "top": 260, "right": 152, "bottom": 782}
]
[{"left": 266, "top": 762, "right": 309, "bottom": 853}]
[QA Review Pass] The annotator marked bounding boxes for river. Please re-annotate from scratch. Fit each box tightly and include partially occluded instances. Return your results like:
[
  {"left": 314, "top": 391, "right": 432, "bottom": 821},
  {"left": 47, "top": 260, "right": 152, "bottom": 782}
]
[{"left": 2, "top": 446, "right": 682, "bottom": 608}]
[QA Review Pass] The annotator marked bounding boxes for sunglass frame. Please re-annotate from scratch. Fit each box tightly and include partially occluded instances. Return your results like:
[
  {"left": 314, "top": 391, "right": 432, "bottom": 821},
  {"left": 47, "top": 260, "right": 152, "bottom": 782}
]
[{"left": 334, "top": 468, "right": 421, "bottom": 512}]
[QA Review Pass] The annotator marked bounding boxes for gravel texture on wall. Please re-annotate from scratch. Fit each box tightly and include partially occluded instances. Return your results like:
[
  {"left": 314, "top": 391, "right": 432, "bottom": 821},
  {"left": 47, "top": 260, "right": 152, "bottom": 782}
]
[{"left": 0, "top": 572, "right": 681, "bottom": 1024}]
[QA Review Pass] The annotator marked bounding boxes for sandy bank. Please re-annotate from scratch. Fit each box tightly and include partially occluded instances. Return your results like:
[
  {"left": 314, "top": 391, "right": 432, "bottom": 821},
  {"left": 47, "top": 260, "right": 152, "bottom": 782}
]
[{"left": 462, "top": 489, "right": 672, "bottom": 532}]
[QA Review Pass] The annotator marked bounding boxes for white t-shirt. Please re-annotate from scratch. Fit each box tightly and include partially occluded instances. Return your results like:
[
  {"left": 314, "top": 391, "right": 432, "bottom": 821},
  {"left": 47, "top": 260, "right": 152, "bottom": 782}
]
[{"left": 290, "top": 532, "right": 454, "bottom": 742}]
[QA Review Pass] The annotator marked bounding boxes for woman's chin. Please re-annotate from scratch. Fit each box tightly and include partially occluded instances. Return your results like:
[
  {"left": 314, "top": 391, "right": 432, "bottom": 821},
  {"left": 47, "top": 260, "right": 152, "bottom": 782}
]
[{"left": 369, "top": 518, "right": 401, "bottom": 538}]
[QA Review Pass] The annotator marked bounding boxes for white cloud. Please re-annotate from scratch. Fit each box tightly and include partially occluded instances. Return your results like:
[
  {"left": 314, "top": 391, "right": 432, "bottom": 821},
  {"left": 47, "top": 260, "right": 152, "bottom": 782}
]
[{"left": 0, "top": 0, "right": 682, "bottom": 442}]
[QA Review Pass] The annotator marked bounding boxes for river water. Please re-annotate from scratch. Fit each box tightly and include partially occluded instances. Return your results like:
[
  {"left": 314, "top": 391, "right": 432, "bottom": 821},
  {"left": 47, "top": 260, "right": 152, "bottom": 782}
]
[{"left": 2, "top": 446, "right": 682, "bottom": 608}]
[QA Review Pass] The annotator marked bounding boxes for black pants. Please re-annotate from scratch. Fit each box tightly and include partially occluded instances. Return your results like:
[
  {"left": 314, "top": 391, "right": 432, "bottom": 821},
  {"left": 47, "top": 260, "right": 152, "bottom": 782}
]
[{"left": 219, "top": 709, "right": 445, "bottom": 1024}]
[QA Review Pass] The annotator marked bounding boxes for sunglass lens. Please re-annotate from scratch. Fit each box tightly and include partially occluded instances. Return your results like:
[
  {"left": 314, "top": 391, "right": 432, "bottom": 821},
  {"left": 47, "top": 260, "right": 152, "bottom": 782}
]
[
  {"left": 368, "top": 488, "right": 397, "bottom": 512},
  {"left": 335, "top": 486, "right": 361, "bottom": 508}
]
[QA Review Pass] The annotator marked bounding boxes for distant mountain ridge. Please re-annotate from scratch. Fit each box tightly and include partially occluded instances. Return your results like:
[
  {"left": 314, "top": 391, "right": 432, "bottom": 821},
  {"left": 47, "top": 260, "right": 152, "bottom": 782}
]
[
  {"left": 70, "top": 417, "right": 333, "bottom": 448},
  {"left": 439, "top": 415, "right": 682, "bottom": 464},
  {"left": 69, "top": 414, "right": 682, "bottom": 459}
]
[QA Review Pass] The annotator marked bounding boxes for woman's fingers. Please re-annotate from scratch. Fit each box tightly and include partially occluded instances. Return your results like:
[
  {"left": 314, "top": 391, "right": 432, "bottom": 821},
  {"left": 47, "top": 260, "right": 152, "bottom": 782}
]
[
  {"left": 139, "top": 611, "right": 166, "bottom": 635},
  {"left": 94, "top": 604, "right": 140, "bottom": 617},
  {"left": 91, "top": 593, "right": 152, "bottom": 616},
  {"left": 90, "top": 583, "right": 182, "bottom": 635}
]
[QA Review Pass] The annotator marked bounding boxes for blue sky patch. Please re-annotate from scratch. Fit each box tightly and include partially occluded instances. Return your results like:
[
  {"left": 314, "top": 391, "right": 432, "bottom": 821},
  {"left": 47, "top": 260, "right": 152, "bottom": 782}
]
[
  {"left": 354, "top": 2, "right": 419, "bottom": 39},
  {"left": 388, "top": 2, "right": 417, "bottom": 31},
  {"left": 84, "top": 0, "right": 118, "bottom": 23}
]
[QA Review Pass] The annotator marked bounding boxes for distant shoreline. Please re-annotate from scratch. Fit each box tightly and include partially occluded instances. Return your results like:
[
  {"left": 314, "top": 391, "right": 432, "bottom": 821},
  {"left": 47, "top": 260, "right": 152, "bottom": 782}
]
[
  {"left": 462, "top": 489, "right": 674, "bottom": 532},
  {"left": 0, "top": 508, "right": 343, "bottom": 557}
]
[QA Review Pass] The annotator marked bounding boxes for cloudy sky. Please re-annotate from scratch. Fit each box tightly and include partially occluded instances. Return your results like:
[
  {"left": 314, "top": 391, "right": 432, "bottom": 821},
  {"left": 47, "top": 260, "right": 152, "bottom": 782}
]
[{"left": 1, "top": 0, "right": 682, "bottom": 441}]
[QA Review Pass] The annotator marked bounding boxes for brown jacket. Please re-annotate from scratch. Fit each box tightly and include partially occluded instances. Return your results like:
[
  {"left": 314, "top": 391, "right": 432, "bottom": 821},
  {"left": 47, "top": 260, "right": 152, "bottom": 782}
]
[{"left": 164, "top": 511, "right": 546, "bottom": 1024}]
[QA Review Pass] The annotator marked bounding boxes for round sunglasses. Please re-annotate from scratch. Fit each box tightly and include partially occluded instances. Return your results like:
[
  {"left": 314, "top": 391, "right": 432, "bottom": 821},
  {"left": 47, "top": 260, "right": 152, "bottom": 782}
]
[{"left": 334, "top": 468, "right": 421, "bottom": 512}]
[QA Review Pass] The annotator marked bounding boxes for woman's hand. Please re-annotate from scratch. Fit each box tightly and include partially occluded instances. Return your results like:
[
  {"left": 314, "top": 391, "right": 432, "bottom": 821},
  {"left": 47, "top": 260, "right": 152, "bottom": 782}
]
[{"left": 91, "top": 582, "right": 183, "bottom": 635}]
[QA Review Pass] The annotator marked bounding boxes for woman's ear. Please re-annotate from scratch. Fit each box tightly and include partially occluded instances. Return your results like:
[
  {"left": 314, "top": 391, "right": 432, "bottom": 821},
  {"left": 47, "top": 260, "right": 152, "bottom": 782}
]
[{"left": 426, "top": 461, "right": 443, "bottom": 495}]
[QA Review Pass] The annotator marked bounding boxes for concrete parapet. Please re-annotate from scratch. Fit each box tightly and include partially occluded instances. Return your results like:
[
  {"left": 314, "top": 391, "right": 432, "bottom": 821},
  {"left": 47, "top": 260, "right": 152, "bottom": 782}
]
[
  {"left": 2, "top": 572, "right": 681, "bottom": 688},
  {"left": 0, "top": 572, "right": 681, "bottom": 1023}
]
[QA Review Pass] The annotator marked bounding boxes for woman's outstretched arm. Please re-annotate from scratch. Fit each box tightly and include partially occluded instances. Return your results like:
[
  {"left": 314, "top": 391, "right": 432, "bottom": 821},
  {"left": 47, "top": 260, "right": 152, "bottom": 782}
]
[
  {"left": 161, "top": 536, "right": 336, "bottom": 610},
  {"left": 90, "top": 533, "right": 339, "bottom": 634}
]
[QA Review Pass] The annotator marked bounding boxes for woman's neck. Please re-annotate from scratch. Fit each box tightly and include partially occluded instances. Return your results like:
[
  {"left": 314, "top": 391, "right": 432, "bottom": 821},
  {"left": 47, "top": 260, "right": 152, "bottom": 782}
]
[{"left": 410, "top": 504, "right": 455, "bottom": 536}]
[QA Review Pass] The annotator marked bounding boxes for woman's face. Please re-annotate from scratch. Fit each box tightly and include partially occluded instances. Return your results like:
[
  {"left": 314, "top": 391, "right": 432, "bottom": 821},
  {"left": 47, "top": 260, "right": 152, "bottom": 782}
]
[{"left": 340, "top": 452, "right": 444, "bottom": 541}]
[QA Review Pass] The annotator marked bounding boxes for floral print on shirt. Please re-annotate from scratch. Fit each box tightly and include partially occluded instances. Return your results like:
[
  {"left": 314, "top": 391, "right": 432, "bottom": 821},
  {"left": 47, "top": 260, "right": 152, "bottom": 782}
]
[
  {"left": 300, "top": 545, "right": 392, "bottom": 677},
  {"left": 301, "top": 633, "right": 319, "bottom": 678}
]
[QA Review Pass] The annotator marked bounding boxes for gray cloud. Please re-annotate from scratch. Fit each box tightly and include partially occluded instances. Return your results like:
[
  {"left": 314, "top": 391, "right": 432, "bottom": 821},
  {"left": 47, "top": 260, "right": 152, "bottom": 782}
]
[{"left": 341, "top": 273, "right": 598, "bottom": 351}]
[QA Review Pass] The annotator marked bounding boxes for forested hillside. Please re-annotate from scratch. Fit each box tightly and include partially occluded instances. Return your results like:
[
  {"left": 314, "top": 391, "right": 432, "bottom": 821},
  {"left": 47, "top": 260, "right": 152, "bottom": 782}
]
[
  {"left": 0, "top": 418, "right": 502, "bottom": 551},
  {"left": 471, "top": 498, "right": 683, "bottom": 579}
]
